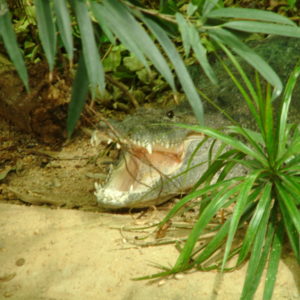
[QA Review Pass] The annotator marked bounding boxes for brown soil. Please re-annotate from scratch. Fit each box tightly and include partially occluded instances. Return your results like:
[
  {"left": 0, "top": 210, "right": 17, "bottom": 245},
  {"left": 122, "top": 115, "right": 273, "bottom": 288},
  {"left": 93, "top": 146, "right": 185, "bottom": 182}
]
[{"left": 0, "top": 70, "right": 299, "bottom": 300}]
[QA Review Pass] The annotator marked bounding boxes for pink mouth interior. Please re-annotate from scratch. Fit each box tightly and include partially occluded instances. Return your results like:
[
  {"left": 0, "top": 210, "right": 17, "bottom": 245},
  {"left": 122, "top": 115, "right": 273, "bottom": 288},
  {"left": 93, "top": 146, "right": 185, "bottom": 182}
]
[{"left": 107, "top": 144, "right": 185, "bottom": 192}]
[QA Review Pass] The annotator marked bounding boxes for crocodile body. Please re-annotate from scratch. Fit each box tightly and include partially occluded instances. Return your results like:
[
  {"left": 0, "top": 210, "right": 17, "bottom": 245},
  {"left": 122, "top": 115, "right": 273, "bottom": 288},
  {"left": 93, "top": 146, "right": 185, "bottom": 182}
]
[{"left": 95, "top": 36, "right": 300, "bottom": 209}]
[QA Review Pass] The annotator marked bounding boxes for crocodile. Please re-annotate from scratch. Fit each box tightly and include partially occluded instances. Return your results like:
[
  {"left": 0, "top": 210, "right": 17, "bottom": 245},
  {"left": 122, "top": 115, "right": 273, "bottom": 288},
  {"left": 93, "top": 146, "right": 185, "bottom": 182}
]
[{"left": 94, "top": 36, "right": 300, "bottom": 209}]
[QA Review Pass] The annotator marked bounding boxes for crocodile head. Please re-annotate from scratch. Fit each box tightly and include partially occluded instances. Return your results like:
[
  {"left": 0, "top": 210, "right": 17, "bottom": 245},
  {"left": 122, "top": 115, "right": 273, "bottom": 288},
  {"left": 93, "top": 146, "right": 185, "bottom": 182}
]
[{"left": 94, "top": 105, "right": 209, "bottom": 209}]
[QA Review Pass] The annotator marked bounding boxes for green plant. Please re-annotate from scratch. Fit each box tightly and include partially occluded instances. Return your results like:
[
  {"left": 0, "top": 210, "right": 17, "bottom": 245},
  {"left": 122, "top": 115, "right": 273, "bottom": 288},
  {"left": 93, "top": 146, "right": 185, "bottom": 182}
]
[
  {"left": 137, "top": 48, "right": 300, "bottom": 299},
  {"left": 1, "top": 0, "right": 300, "bottom": 136}
]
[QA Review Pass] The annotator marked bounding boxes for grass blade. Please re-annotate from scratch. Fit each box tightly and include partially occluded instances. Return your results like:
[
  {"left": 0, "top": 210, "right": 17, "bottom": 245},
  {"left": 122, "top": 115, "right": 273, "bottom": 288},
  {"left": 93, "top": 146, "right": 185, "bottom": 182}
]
[
  {"left": 53, "top": 0, "right": 73, "bottom": 61},
  {"left": 0, "top": 3, "right": 28, "bottom": 90},
  {"left": 35, "top": 0, "right": 56, "bottom": 71}
]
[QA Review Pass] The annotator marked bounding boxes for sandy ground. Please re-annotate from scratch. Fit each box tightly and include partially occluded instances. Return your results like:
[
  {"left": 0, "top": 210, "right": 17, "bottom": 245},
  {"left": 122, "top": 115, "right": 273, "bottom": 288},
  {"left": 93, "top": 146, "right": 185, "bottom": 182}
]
[
  {"left": 0, "top": 203, "right": 299, "bottom": 300},
  {"left": 0, "top": 113, "right": 299, "bottom": 300}
]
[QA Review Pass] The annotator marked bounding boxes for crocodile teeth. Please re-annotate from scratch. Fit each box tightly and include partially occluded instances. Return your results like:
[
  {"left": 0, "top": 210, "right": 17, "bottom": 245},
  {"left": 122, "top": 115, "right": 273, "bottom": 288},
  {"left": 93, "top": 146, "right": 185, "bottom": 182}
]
[
  {"left": 116, "top": 143, "right": 121, "bottom": 149},
  {"left": 146, "top": 143, "right": 153, "bottom": 154},
  {"left": 107, "top": 138, "right": 112, "bottom": 145},
  {"left": 129, "top": 185, "right": 134, "bottom": 192}
]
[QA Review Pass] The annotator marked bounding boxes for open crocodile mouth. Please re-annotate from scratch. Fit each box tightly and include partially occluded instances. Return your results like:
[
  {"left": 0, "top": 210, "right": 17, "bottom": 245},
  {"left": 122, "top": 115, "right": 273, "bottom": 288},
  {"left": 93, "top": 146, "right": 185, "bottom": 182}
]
[{"left": 94, "top": 132, "right": 204, "bottom": 209}]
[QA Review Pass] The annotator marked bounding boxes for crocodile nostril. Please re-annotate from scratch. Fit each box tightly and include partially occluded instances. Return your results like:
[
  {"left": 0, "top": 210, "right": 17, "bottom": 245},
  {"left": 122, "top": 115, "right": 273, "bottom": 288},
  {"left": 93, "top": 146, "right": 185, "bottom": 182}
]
[{"left": 166, "top": 110, "right": 174, "bottom": 119}]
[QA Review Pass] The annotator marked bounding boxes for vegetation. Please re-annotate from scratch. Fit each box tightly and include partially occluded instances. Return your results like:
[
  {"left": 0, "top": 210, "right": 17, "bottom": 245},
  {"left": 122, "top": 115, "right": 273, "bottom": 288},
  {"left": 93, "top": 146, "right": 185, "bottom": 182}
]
[
  {"left": 0, "top": 0, "right": 299, "bottom": 299},
  {"left": 139, "top": 55, "right": 300, "bottom": 300},
  {"left": 1, "top": 0, "right": 300, "bottom": 134}
]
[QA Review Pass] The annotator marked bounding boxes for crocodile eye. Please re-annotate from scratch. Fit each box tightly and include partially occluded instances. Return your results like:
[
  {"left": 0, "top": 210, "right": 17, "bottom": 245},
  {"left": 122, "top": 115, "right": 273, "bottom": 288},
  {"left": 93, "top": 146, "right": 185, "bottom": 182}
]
[{"left": 166, "top": 110, "right": 174, "bottom": 119}]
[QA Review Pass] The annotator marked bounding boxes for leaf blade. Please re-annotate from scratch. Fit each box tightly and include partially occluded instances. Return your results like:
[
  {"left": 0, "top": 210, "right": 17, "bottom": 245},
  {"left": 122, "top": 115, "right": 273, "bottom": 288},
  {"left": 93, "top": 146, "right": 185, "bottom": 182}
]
[
  {"left": 0, "top": 4, "right": 29, "bottom": 90},
  {"left": 35, "top": 0, "right": 56, "bottom": 71}
]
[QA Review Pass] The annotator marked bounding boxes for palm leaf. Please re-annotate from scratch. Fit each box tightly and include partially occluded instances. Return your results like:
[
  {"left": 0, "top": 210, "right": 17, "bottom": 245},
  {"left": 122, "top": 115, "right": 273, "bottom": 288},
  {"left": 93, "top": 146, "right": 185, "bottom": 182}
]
[
  {"left": 207, "top": 7, "right": 296, "bottom": 26},
  {"left": 67, "top": 54, "right": 89, "bottom": 138},
  {"left": 92, "top": 0, "right": 175, "bottom": 90},
  {"left": 71, "top": 0, "right": 105, "bottom": 96},
  {"left": 141, "top": 16, "right": 204, "bottom": 124},
  {"left": 224, "top": 21, "right": 300, "bottom": 38},
  {"left": 0, "top": 3, "right": 28, "bottom": 90},
  {"left": 35, "top": 0, "right": 56, "bottom": 71},
  {"left": 209, "top": 28, "right": 283, "bottom": 98},
  {"left": 53, "top": 0, "right": 73, "bottom": 61}
]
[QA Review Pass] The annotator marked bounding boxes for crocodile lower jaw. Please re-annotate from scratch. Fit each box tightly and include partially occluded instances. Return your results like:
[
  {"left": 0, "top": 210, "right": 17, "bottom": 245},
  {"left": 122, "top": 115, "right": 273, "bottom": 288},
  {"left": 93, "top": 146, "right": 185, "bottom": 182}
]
[{"left": 95, "top": 134, "right": 204, "bottom": 209}]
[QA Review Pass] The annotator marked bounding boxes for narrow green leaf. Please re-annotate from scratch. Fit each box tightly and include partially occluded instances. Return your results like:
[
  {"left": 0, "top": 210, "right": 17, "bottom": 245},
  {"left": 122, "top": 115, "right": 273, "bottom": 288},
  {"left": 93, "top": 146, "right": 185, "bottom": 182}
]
[
  {"left": 92, "top": 0, "right": 175, "bottom": 90},
  {"left": 202, "top": 0, "right": 219, "bottom": 16},
  {"left": 277, "top": 63, "right": 300, "bottom": 158},
  {"left": 276, "top": 182, "right": 300, "bottom": 234},
  {"left": 92, "top": 7, "right": 116, "bottom": 45},
  {"left": 278, "top": 195, "right": 300, "bottom": 262},
  {"left": 195, "top": 191, "right": 260, "bottom": 267},
  {"left": 213, "top": 44, "right": 262, "bottom": 129},
  {"left": 35, "top": 0, "right": 56, "bottom": 71},
  {"left": 263, "top": 224, "right": 284, "bottom": 300},
  {"left": 141, "top": 16, "right": 204, "bottom": 124},
  {"left": 263, "top": 86, "right": 276, "bottom": 163},
  {"left": 241, "top": 216, "right": 275, "bottom": 299},
  {"left": 237, "top": 183, "right": 272, "bottom": 265},
  {"left": 194, "top": 219, "right": 230, "bottom": 265},
  {"left": 207, "top": 8, "right": 296, "bottom": 26},
  {"left": 53, "top": 0, "right": 73, "bottom": 61},
  {"left": 159, "top": 179, "right": 237, "bottom": 227},
  {"left": 173, "top": 184, "right": 241, "bottom": 271},
  {"left": 0, "top": 3, "right": 29, "bottom": 90},
  {"left": 216, "top": 152, "right": 245, "bottom": 183},
  {"left": 208, "top": 28, "right": 282, "bottom": 98},
  {"left": 177, "top": 124, "right": 268, "bottom": 165},
  {"left": 67, "top": 54, "right": 89, "bottom": 138},
  {"left": 221, "top": 171, "right": 261, "bottom": 270},
  {"left": 176, "top": 13, "right": 191, "bottom": 56},
  {"left": 227, "top": 126, "right": 264, "bottom": 146},
  {"left": 224, "top": 21, "right": 300, "bottom": 38},
  {"left": 194, "top": 149, "right": 240, "bottom": 187},
  {"left": 91, "top": 2, "right": 147, "bottom": 68},
  {"left": 189, "top": 26, "right": 218, "bottom": 85},
  {"left": 280, "top": 175, "right": 300, "bottom": 205},
  {"left": 71, "top": 0, "right": 105, "bottom": 96}
]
